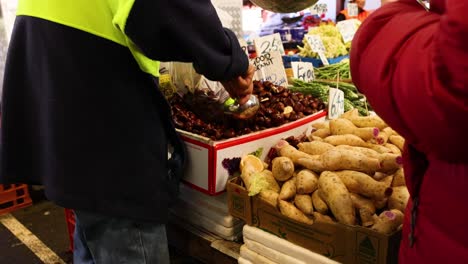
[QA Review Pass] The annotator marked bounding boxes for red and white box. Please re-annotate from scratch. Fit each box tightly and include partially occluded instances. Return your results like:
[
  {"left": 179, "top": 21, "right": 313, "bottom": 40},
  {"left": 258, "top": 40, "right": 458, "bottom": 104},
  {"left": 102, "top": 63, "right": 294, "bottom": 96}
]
[{"left": 179, "top": 111, "right": 327, "bottom": 195}]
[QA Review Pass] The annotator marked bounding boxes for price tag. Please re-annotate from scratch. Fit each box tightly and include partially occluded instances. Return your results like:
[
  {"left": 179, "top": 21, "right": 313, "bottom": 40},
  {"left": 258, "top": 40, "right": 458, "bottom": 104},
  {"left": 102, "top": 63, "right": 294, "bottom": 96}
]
[
  {"left": 348, "top": 3, "right": 359, "bottom": 17},
  {"left": 310, "top": 3, "right": 328, "bottom": 17},
  {"left": 328, "top": 88, "right": 345, "bottom": 119},
  {"left": 336, "top": 19, "right": 359, "bottom": 43},
  {"left": 238, "top": 38, "right": 249, "bottom": 56},
  {"left": 250, "top": 51, "right": 288, "bottom": 86},
  {"left": 305, "top": 35, "right": 329, "bottom": 66},
  {"left": 291, "top": 62, "right": 314, "bottom": 82},
  {"left": 253, "top": 33, "right": 285, "bottom": 55}
]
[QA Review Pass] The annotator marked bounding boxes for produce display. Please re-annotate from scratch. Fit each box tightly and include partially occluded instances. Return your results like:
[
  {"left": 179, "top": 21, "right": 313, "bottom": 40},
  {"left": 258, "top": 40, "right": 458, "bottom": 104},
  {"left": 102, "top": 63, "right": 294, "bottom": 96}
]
[
  {"left": 290, "top": 78, "right": 373, "bottom": 115},
  {"left": 297, "top": 24, "right": 348, "bottom": 59},
  {"left": 238, "top": 109, "right": 409, "bottom": 235},
  {"left": 169, "top": 81, "right": 326, "bottom": 140},
  {"left": 313, "top": 59, "right": 351, "bottom": 80}
]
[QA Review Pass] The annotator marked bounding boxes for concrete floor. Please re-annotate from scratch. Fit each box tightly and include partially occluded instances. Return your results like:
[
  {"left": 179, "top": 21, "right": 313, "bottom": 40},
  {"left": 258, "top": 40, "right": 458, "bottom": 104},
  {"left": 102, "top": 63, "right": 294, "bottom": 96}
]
[{"left": 0, "top": 188, "right": 202, "bottom": 264}]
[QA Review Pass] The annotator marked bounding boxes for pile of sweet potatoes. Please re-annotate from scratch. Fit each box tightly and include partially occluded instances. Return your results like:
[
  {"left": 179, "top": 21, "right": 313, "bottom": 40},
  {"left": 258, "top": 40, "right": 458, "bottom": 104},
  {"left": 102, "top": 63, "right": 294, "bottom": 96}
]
[{"left": 239, "top": 109, "right": 409, "bottom": 235}]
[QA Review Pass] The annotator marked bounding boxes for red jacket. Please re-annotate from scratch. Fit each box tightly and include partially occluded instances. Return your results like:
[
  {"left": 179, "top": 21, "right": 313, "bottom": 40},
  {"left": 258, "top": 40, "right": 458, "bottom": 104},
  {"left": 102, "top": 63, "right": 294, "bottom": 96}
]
[{"left": 351, "top": 0, "right": 468, "bottom": 263}]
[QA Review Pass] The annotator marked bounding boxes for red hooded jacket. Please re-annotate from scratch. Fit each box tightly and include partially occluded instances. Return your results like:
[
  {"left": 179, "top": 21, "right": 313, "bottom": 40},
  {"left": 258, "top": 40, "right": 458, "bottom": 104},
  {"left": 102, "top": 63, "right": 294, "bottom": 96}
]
[{"left": 351, "top": 0, "right": 468, "bottom": 263}]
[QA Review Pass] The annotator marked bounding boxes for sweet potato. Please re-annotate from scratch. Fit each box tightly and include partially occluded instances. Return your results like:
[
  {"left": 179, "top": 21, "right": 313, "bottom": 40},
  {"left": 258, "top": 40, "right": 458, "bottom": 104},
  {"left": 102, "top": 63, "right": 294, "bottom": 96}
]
[
  {"left": 383, "top": 127, "right": 397, "bottom": 137},
  {"left": 312, "top": 122, "right": 329, "bottom": 130},
  {"left": 373, "top": 172, "right": 388, "bottom": 181},
  {"left": 279, "top": 178, "right": 296, "bottom": 200},
  {"left": 259, "top": 190, "right": 279, "bottom": 208},
  {"left": 275, "top": 140, "right": 314, "bottom": 163},
  {"left": 313, "top": 212, "right": 334, "bottom": 223},
  {"left": 371, "top": 210, "right": 404, "bottom": 235},
  {"left": 369, "top": 130, "right": 389, "bottom": 145},
  {"left": 391, "top": 168, "right": 406, "bottom": 187},
  {"left": 340, "top": 109, "right": 359, "bottom": 119},
  {"left": 373, "top": 198, "right": 388, "bottom": 210},
  {"left": 295, "top": 156, "right": 325, "bottom": 172},
  {"left": 388, "top": 186, "right": 410, "bottom": 213},
  {"left": 389, "top": 135, "right": 405, "bottom": 151},
  {"left": 307, "top": 135, "right": 324, "bottom": 142},
  {"left": 324, "top": 134, "right": 367, "bottom": 147},
  {"left": 272, "top": 157, "right": 295, "bottom": 181},
  {"left": 278, "top": 200, "right": 314, "bottom": 225},
  {"left": 318, "top": 171, "right": 356, "bottom": 225},
  {"left": 378, "top": 153, "right": 403, "bottom": 173},
  {"left": 312, "top": 190, "right": 328, "bottom": 214},
  {"left": 363, "top": 143, "right": 393, "bottom": 154},
  {"left": 350, "top": 193, "right": 376, "bottom": 227},
  {"left": 384, "top": 143, "right": 402, "bottom": 155},
  {"left": 335, "top": 145, "right": 380, "bottom": 159},
  {"left": 330, "top": 118, "right": 379, "bottom": 141},
  {"left": 298, "top": 141, "right": 334, "bottom": 156},
  {"left": 294, "top": 194, "right": 314, "bottom": 215},
  {"left": 334, "top": 170, "right": 393, "bottom": 200},
  {"left": 320, "top": 148, "right": 381, "bottom": 173},
  {"left": 311, "top": 128, "right": 331, "bottom": 138},
  {"left": 240, "top": 155, "right": 265, "bottom": 187},
  {"left": 346, "top": 115, "right": 387, "bottom": 130},
  {"left": 295, "top": 169, "right": 319, "bottom": 194}
]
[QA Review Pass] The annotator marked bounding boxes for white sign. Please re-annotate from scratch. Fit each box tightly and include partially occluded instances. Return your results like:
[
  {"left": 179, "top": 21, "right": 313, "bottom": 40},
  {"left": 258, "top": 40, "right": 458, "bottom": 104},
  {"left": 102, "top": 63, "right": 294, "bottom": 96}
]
[
  {"left": 328, "top": 88, "right": 345, "bottom": 119},
  {"left": 291, "top": 62, "right": 314, "bottom": 82},
  {"left": 238, "top": 38, "right": 249, "bottom": 56},
  {"left": 348, "top": 3, "right": 359, "bottom": 17},
  {"left": 253, "top": 33, "right": 285, "bottom": 56},
  {"left": 336, "top": 19, "right": 359, "bottom": 43},
  {"left": 305, "top": 35, "right": 329, "bottom": 66},
  {"left": 310, "top": 3, "right": 328, "bottom": 16},
  {"left": 251, "top": 51, "right": 288, "bottom": 86}
]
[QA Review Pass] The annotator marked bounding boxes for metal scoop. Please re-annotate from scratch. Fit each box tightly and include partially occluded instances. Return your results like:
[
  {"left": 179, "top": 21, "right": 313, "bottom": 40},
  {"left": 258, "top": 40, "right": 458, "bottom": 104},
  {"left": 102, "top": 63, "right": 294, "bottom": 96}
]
[{"left": 223, "top": 95, "right": 260, "bottom": 120}]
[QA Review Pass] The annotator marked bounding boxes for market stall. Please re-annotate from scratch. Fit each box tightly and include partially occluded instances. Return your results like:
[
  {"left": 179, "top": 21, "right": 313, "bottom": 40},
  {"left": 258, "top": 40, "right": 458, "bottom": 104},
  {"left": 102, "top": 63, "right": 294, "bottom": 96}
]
[{"left": 164, "top": 3, "right": 409, "bottom": 262}]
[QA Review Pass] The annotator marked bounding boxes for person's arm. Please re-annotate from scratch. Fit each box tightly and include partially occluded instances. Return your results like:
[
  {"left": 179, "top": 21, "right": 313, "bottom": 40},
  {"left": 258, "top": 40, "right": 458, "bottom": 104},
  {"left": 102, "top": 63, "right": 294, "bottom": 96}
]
[
  {"left": 350, "top": 0, "right": 468, "bottom": 160},
  {"left": 121, "top": 0, "right": 249, "bottom": 82}
]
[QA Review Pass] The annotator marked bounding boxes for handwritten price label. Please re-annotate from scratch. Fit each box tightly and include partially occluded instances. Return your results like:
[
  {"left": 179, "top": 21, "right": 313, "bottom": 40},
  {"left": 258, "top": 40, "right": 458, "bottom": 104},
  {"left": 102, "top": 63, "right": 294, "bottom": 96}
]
[
  {"left": 251, "top": 51, "right": 288, "bottom": 86},
  {"left": 305, "top": 35, "right": 329, "bottom": 66},
  {"left": 348, "top": 3, "right": 359, "bottom": 17},
  {"left": 336, "top": 19, "right": 359, "bottom": 43},
  {"left": 238, "top": 38, "right": 249, "bottom": 56},
  {"left": 291, "top": 62, "right": 314, "bottom": 82},
  {"left": 310, "top": 3, "right": 328, "bottom": 16},
  {"left": 254, "top": 33, "right": 285, "bottom": 55},
  {"left": 328, "top": 88, "right": 345, "bottom": 119}
]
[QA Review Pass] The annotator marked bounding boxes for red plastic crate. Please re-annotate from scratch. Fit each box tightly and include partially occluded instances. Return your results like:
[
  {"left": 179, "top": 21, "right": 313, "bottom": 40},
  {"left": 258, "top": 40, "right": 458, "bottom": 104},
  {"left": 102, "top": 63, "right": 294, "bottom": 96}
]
[
  {"left": 64, "top": 209, "right": 76, "bottom": 252},
  {"left": 0, "top": 184, "right": 32, "bottom": 215}
]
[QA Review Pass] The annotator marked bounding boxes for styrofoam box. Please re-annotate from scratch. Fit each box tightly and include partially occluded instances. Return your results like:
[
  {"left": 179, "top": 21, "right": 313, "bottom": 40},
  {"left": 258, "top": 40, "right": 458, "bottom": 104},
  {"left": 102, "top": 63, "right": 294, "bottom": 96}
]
[{"left": 178, "top": 110, "right": 327, "bottom": 195}]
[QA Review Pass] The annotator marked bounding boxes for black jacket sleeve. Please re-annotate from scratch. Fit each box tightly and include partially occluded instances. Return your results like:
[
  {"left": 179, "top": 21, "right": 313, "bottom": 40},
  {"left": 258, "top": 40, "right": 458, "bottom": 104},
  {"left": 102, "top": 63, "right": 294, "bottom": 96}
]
[
  {"left": 336, "top": 13, "right": 346, "bottom": 22},
  {"left": 124, "top": 0, "right": 249, "bottom": 81}
]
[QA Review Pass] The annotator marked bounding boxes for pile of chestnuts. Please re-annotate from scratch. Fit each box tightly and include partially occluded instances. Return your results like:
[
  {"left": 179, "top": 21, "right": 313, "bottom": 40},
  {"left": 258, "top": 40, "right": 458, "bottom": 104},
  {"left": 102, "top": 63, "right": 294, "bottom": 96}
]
[{"left": 169, "top": 81, "right": 326, "bottom": 140}]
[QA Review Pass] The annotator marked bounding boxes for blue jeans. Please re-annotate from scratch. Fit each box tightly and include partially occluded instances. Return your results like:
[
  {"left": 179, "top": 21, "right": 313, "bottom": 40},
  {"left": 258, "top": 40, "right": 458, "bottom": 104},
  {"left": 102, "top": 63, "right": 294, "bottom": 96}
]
[{"left": 73, "top": 210, "right": 170, "bottom": 264}]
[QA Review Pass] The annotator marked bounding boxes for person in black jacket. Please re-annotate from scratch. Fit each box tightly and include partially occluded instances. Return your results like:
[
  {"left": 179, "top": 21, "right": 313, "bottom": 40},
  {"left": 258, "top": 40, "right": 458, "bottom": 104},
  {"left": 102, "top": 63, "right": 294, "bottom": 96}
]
[{"left": 1, "top": 1, "right": 254, "bottom": 263}]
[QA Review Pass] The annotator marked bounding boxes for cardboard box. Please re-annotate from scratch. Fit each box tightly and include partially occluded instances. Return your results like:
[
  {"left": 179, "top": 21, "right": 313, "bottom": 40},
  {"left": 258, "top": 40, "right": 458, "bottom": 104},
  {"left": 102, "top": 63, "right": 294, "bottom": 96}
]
[
  {"left": 180, "top": 111, "right": 326, "bottom": 195},
  {"left": 227, "top": 177, "right": 401, "bottom": 264}
]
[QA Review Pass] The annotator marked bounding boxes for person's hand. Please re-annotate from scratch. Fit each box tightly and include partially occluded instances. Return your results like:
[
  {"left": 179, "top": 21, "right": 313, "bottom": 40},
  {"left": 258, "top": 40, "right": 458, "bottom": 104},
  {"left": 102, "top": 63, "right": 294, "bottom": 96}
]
[{"left": 221, "top": 64, "right": 255, "bottom": 105}]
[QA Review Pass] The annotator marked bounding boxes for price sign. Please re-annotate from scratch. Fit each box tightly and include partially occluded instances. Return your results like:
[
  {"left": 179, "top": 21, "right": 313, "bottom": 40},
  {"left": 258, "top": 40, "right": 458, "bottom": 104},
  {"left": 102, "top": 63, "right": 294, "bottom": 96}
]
[
  {"left": 328, "top": 88, "right": 345, "bottom": 119},
  {"left": 253, "top": 33, "right": 285, "bottom": 56},
  {"left": 291, "top": 62, "right": 314, "bottom": 82},
  {"left": 250, "top": 51, "right": 288, "bottom": 86},
  {"left": 238, "top": 38, "right": 249, "bottom": 56},
  {"left": 310, "top": 3, "right": 328, "bottom": 16},
  {"left": 348, "top": 3, "right": 359, "bottom": 17},
  {"left": 336, "top": 19, "right": 359, "bottom": 43},
  {"left": 305, "top": 35, "right": 329, "bottom": 66}
]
